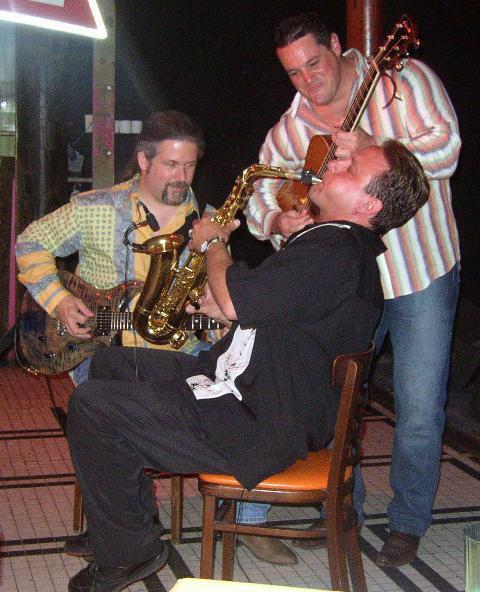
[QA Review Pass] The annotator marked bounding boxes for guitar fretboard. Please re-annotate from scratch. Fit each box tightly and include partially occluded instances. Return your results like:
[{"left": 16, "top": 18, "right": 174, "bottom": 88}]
[{"left": 95, "top": 307, "right": 222, "bottom": 335}]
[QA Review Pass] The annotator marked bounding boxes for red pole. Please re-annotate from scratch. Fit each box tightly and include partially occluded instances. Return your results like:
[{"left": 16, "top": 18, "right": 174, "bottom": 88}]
[{"left": 346, "top": 0, "right": 383, "bottom": 58}]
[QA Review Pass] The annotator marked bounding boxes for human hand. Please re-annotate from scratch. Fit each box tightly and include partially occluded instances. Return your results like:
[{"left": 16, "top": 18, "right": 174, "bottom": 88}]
[
  {"left": 332, "top": 127, "right": 377, "bottom": 159},
  {"left": 270, "top": 210, "right": 314, "bottom": 239},
  {"left": 54, "top": 295, "right": 94, "bottom": 338},
  {"left": 185, "top": 284, "right": 232, "bottom": 327},
  {"left": 190, "top": 215, "right": 239, "bottom": 252}
]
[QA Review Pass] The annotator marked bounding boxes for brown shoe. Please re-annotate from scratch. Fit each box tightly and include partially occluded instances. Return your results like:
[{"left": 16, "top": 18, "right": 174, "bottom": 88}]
[
  {"left": 292, "top": 519, "right": 327, "bottom": 549},
  {"left": 237, "top": 535, "right": 298, "bottom": 565},
  {"left": 375, "top": 530, "right": 419, "bottom": 568},
  {"left": 292, "top": 519, "right": 362, "bottom": 550}
]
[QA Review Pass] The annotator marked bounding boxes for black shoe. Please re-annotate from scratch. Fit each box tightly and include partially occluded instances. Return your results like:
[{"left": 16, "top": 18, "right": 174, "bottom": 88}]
[
  {"left": 68, "top": 544, "right": 169, "bottom": 592},
  {"left": 64, "top": 531, "right": 93, "bottom": 560}
]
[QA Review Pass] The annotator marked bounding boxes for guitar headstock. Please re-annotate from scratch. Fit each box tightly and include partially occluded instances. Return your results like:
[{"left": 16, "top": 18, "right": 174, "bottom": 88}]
[{"left": 376, "top": 14, "right": 420, "bottom": 74}]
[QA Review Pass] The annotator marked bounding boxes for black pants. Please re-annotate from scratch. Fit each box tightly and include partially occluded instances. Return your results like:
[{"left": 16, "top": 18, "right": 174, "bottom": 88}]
[{"left": 67, "top": 346, "right": 230, "bottom": 567}]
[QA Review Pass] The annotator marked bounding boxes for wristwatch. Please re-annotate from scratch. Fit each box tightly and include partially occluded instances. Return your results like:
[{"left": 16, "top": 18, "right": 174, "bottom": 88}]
[{"left": 200, "top": 236, "right": 226, "bottom": 253}]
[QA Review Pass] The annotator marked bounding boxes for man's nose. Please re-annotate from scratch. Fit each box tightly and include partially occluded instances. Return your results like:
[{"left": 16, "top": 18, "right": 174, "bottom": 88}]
[
  {"left": 174, "top": 167, "right": 188, "bottom": 181},
  {"left": 301, "top": 69, "right": 313, "bottom": 84}
]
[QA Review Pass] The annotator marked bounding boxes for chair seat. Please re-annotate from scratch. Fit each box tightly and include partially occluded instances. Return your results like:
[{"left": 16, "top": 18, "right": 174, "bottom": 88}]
[
  {"left": 199, "top": 347, "right": 373, "bottom": 590},
  {"left": 199, "top": 450, "right": 352, "bottom": 491}
]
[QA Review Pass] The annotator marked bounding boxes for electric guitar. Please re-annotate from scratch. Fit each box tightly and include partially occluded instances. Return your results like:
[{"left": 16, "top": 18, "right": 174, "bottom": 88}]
[
  {"left": 16, "top": 270, "right": 222, "bottom": 376},
  {"left": 277, "top": 14, "right": 420, "bottom": 211}
]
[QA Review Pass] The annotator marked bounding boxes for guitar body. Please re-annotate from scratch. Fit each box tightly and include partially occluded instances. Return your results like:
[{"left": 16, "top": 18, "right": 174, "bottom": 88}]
[
  {"left": 16, "top": 271, "right": 143, "bottom": 375},
  {"left": 16, "top": 270, "right": 223, "bottom": 376},
  {"left": 277, "top": 135, "right": 332, "bottom": 212}
]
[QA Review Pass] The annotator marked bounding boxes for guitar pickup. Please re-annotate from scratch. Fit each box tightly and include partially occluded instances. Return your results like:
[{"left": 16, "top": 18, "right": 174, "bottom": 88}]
[{"left": 94, "top": 306, "right": 113, "bottom": 336}]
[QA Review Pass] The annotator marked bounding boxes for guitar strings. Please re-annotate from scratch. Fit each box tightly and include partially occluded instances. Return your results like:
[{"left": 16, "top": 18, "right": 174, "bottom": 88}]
[{"left": 299, "top": 28, "right": 406, "bottom": 215}]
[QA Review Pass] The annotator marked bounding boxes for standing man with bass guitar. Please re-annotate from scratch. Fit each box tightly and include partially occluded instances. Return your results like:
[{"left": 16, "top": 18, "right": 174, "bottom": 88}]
[{"left": 245, "top": 12, "right": 461, "bottom": 567}]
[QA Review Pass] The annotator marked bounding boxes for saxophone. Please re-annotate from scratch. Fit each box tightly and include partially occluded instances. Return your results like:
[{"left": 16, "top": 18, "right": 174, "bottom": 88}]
[{"left": 133, "top": 163, "right": 314, "bottom": 349}]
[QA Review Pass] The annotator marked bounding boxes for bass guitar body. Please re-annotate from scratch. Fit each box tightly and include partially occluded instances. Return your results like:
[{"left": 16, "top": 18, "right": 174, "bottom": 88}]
[
  {"left": 16, "top": 270, "right": 223, "bottom": 376},
  {"left": 16, "top": 271, "right": 143, "bottom": 376}
]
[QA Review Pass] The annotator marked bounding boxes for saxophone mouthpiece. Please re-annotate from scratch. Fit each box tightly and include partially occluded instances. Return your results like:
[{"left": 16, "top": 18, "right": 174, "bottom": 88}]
[{"left": 285, "top": 169, "right": 323, "bottom": 185}]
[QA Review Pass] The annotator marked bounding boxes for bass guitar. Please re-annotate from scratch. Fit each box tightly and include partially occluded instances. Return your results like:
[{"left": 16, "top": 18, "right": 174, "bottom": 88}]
[
  {"left": 16, "top": 270, "right": 222, "bottom": 376},
  {"left": 277, "top": 14, "right": 420, "bottom": 211}
]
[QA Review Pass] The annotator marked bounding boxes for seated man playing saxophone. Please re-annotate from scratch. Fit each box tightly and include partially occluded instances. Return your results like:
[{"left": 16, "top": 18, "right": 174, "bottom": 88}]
[{"left": 65, "top": 140, "right": 428, "bottom": 592}]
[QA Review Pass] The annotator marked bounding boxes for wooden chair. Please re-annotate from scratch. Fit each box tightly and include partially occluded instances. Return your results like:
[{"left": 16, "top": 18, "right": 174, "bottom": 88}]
[
  {"left": 73, "top": 473, "right": 185, "bottom": 543},
  {"left": 198, "top": 345, "right": 374, "bottom": 592}
]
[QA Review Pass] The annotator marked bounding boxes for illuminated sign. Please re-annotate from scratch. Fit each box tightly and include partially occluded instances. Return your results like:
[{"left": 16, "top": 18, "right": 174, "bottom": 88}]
[{"left": 0, "top": 0, "right": 107, "bottom": 39}]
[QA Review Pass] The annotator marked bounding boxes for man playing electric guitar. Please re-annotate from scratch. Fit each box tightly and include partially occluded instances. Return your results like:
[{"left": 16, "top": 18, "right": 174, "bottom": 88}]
[
  {"left": 245, "top": 12, "right": 461, "bottom": 568},
  {"left": 16, "top": 110, "right": 208, "bottom": 383}
]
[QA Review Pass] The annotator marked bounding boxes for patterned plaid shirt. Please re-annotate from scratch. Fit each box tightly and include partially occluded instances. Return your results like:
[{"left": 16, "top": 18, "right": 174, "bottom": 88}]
[{"left": 16, "top": 176, "right": 201, "bottom": 352}]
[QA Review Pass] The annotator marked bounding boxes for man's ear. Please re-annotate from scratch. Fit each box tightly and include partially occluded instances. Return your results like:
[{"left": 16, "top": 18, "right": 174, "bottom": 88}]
[
  {"left": 330, "top": 33, "right": 342, "bottom": 56},
  {"left": 137, "top": 151, "right": 149, "bottom": 173},
  {"left": 361, "top": 196, "right": 383, "bottom": 217}
]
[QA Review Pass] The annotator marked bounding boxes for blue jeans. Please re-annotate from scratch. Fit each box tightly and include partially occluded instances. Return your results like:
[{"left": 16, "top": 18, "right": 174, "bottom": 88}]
[
  {"left": 71, "top": 357, "right": 91, "bottom": 386},
  {"left": 354, "top": 264, "right": 459, "bottom": 536},
  {"left": 236, "top": 501, "right": 269, "bottom": 524}
]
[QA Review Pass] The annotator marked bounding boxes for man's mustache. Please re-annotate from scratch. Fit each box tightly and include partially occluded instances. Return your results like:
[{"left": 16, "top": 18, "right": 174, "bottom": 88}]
[{"left": 167, "top": 181, "right": 189, "bottom": 190}]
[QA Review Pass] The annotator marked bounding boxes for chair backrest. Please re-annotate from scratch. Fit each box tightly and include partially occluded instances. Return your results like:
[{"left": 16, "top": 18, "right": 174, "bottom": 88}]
[{"left": 326, "top": 343, "right": 375, "bottom": 503}]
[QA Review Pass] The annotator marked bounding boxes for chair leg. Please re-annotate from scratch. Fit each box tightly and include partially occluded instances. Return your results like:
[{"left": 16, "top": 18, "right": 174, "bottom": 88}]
[
  {"left": 72, "top": 480, "right": 84, "bottom": 532},
  {"left": 170, "top": 476, "right": 183, "bottom": 544},
  {"left": 345, "top": 525, "right": 367, "bottom": 592},
  {"left": 326, "top": 517, "right": 351, "bottom": 592},
  {"left": 221, "top": 500, "right": 236, "bottom": 581},
  {"left": 200, "top": 494, "right": 217, "bottom": 578}
]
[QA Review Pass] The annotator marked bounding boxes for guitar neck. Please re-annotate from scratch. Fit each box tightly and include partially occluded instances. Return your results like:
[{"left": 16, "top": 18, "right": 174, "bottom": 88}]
[
  {"left": 318, "top": 62, "right": 383, "bottom": 178},
  {"left": 187, "top": 313, "right": 224, "bottom": 331},
  {"left": 102, "top": 309, "right": 223, "bottom": 333},
  {"left": 300, "top": 60, "right": 382, "bottom": 216}
]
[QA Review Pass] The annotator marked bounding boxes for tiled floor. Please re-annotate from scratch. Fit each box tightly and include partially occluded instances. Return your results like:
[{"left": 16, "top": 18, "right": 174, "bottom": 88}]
[{"left": 1, "top": 365, "right": 478, "bottom": 591}]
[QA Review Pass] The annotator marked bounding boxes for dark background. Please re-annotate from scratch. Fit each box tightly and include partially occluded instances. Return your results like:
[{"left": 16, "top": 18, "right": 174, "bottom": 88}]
[{"left": 61, "top": 0, "right": 479, "bottom": 303}]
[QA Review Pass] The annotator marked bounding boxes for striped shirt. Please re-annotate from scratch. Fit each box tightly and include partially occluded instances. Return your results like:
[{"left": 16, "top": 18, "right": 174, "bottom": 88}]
[
  {"left": 245, "top": 50, "right": 461, "bottom": 299},
  {"left": 15, "top": 176, "right": 201, "bottom": 352}
]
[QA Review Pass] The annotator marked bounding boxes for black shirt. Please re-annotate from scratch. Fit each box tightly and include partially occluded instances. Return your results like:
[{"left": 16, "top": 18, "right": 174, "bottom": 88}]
[{"left": 194, "top": 222, "right": 385, "bottom": 489}]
